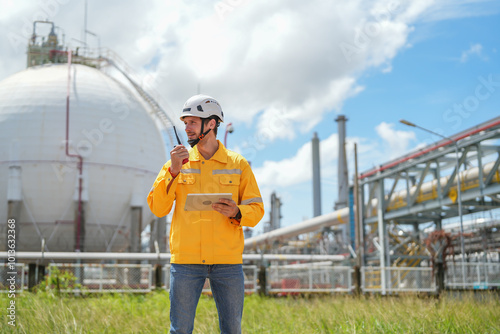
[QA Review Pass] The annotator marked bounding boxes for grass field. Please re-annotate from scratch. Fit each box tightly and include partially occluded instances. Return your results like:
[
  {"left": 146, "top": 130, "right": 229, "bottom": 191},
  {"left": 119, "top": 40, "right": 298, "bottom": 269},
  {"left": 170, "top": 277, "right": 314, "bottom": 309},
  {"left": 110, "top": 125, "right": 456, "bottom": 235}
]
[{"left": 1, "top": 290, "right": 499, "bottom": 333}]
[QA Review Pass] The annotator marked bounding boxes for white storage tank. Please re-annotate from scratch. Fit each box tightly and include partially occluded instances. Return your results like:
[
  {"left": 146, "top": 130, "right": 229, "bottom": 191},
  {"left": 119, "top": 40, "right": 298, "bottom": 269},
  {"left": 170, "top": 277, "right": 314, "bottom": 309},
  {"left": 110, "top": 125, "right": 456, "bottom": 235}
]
[{"left": 0, "top": 63, "right": 167, "bottom": 252}]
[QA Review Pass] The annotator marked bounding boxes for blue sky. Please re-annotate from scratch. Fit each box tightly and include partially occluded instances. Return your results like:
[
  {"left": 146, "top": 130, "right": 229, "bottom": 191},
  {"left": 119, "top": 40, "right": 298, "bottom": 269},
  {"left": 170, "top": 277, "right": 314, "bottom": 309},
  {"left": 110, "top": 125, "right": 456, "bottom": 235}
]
[
  {"left": 1, "top": 0, "right": 499, "bottom": 235},
  {"left": 224, "top": 4, "right": 500, "bottom": 232}
]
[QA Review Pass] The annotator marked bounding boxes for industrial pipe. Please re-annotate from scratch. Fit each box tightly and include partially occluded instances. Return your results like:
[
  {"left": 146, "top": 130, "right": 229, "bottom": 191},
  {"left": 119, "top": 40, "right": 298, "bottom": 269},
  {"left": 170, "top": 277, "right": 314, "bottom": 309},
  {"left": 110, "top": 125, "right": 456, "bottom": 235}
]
[
  {"left": 31, "top": 20, "right": 55, "bottom": 44},
  {"left": 244, "top": 208, "right": 350, "bottom": 249},
  {"left": 65, "top": 50, "right": 84, "bottom": 252},
  {"left": 0, "top": 252, "right": 346, "bottom": 262},
  {"left": 245, "top": 160, "right": 500, "bottom": 249},
  {"left": 382, "top": 160, "right": 500, "bottom": 212}
]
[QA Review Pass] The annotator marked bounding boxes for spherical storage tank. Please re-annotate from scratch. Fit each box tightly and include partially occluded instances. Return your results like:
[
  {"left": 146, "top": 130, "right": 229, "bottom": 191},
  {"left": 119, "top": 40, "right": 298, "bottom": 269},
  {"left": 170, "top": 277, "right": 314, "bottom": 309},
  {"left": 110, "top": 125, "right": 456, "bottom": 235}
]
[{"left": 0, "top": 63, "right": 167, "bottom": 252}]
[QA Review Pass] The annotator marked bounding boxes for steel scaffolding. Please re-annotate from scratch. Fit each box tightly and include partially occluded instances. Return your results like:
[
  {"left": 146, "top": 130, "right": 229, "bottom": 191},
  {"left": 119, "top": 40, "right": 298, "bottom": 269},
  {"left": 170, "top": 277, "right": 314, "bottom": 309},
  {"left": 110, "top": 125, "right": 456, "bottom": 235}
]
[{"left": 358, "top": 116, "right": 500, "bottom": 293}]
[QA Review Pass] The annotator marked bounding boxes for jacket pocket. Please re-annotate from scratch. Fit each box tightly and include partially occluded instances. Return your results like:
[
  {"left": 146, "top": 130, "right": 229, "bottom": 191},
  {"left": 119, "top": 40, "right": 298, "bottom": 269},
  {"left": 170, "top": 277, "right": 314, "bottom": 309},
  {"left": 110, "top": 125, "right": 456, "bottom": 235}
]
[
  {"left": 218, "top": 174, "right": 240, "bottom": 200},
  {"left": 219, "top": 174, "right": 240, "bottom": 186},
  {"left": 179, "top": 174, "right": 196, "bottom": 185}
]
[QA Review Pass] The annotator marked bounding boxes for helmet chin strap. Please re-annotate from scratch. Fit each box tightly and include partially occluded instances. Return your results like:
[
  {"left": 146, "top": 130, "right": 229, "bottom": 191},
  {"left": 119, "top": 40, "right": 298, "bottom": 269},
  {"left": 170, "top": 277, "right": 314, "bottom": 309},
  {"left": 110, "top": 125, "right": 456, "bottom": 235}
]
[{"left": 187, "top": 120, "right": 212, "bottom": 148}]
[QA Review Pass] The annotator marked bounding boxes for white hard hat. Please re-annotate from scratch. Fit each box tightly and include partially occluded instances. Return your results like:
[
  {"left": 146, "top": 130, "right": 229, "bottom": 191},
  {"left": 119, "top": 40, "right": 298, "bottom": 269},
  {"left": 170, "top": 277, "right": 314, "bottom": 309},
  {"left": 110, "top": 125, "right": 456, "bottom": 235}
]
[{"left": 180, "top": 94, "right": 224, "bottom": 123}]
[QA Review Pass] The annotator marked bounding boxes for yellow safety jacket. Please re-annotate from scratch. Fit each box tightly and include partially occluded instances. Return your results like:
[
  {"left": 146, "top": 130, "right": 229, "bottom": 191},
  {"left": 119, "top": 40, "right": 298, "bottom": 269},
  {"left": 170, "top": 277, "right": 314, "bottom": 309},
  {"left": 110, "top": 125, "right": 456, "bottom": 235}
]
[{"left": 147, "top": 140, "right": 264, "bottom": 264}]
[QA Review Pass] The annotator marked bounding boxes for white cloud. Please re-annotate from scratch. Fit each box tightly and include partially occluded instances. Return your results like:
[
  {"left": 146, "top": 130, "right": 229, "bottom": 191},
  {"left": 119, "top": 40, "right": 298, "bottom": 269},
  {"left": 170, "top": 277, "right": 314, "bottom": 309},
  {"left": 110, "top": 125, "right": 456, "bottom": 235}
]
[
  {"left": 254, "top": 77, "right": 364, "bottom": 142},
  {"left": 460, "top": 43, "right": 487, "bottom": 62},
  {"left": 375, "top": 122, "right": 416, "bottom": 159},
  {"left": 253, "top": 133, "right": 339, "bottom": 190},
  {"left": 0, "top": 0, "right": 32, "bottom": 21},
  {"left": 253, "top": 132, "right": 378, "bottom": 189},
  {"left": 0, "top": 0, "right": 496, "bottom": 128},
  {"left": 254, "top": 138, "right": 313, "bottom": 188},
  {"left": 0, "top": 0, "right": 460, "bottom": 139},
  {"left": 149, "top": 0, "right": 435, "bottom": 144}
]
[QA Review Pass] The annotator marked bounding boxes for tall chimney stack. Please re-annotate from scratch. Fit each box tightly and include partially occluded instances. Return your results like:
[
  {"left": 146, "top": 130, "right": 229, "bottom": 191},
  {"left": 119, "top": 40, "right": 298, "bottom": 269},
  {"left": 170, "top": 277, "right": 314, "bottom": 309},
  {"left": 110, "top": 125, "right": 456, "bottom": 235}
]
[
  {"left": 335, "top": 115, "right": 348, "bottom": 210},
  {"left": 312, "top": 132, "right": 321, "bottom": 217}
]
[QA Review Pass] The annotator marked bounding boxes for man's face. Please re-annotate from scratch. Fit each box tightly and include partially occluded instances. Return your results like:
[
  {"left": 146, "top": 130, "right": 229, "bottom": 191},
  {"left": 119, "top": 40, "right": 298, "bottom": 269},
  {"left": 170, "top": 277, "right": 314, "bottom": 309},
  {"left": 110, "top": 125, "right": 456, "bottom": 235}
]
[{"left": 183, "top": 116, "right": 202, "bottom": 141}]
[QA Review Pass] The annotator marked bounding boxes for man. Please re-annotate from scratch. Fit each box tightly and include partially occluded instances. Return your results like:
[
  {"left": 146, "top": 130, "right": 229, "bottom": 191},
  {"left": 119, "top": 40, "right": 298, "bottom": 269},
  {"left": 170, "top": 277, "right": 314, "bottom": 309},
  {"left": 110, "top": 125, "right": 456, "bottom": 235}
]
[{"left": 147, "top": 94, "right": 264, "bottom": 334}]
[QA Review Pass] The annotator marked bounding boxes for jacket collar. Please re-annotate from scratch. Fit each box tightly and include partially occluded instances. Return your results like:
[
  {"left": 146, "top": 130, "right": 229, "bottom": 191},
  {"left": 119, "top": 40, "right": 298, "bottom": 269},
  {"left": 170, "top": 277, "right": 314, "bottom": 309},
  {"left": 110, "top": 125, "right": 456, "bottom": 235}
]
[{"left": 190, "top": 140, "right": 228, "bottom": 163}]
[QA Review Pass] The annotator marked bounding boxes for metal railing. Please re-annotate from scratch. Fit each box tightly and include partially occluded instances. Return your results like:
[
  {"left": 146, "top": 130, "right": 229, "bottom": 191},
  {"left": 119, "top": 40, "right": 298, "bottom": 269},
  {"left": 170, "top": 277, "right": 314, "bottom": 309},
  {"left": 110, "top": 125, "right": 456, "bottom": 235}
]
[
  {"left": 0, "top": 263, "right": 25, "bottom": 293},
  {"left": 47, "top": 263, "right": 153, "bottom": 293},
  {"left": 446, "top": 262, "right": 500, "bottom": 289},
  {"left": 362, "top": 266, "right": 436, "bottom": 293},
  {"left": 163, "top": 265, "right": 259, "bottom": 294},
  {"left": 266, "top": 265, "right": 353, "bottom": 293},
  {"left": 3, "top": 261, "right": 500, "bottom": 294}
]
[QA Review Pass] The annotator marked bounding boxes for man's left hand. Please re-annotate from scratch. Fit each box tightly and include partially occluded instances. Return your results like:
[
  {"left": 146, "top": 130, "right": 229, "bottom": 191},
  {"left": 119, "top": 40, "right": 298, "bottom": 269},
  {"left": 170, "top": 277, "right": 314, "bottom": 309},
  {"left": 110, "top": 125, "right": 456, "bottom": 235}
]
[{"left": 213, "top": 198, "right": 240, "bottom": 218}]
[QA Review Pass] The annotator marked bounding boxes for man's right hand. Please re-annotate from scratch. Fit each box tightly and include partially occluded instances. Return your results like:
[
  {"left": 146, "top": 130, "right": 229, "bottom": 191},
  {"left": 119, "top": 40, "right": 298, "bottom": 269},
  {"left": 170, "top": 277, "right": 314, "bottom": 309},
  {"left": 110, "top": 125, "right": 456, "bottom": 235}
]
[{"left": 170, "top": 145, "right": 189, "bottom": 175}]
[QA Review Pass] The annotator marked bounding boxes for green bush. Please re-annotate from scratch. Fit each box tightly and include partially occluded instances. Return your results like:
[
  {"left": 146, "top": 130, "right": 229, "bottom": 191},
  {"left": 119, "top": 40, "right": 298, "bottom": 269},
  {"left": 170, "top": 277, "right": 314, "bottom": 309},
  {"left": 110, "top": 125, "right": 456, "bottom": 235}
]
[{"left": 34, "top": 266, "right": 85, "bottom": 295}]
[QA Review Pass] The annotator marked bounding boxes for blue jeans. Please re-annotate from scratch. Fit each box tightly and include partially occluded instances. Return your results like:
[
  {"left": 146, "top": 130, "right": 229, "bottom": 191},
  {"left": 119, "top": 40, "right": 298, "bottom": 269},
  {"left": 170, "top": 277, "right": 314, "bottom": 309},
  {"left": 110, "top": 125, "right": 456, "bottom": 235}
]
[{"left": 169, "top": 264, "right": 244, "bottom": 334}]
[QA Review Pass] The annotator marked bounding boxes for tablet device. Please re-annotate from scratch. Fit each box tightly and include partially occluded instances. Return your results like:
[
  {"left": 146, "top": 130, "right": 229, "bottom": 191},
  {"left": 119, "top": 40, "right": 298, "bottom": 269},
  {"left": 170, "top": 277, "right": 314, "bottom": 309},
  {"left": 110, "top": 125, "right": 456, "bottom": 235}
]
[{"left": 184, "top": 193, "right": 233, "bottom": 211}]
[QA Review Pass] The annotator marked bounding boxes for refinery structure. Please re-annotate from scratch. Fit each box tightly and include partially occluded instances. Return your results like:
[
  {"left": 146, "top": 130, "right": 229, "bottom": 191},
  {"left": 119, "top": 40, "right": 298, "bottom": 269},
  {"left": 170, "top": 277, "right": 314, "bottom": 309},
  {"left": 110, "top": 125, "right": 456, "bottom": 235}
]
[
  {"left": 1, "top": 21, "right": 500, "bottom": 294},
  {"left": 0, "top": 21, "right": 174, "bottom": 254}
]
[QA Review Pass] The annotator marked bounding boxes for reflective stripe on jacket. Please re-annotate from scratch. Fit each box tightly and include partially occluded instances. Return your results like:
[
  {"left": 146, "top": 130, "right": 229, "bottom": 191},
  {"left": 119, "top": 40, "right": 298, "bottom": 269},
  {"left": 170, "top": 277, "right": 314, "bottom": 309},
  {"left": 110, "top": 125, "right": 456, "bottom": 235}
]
[{"left": 147, "top": 140, "right": 264, "bottom": 264}]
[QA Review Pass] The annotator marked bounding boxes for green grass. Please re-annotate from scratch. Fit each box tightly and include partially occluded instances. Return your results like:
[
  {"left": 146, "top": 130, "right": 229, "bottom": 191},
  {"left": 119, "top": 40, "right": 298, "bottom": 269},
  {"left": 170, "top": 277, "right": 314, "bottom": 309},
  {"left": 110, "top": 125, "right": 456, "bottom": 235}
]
[{"left": 1, "top": 291, "right": 499, "bottom": 333}]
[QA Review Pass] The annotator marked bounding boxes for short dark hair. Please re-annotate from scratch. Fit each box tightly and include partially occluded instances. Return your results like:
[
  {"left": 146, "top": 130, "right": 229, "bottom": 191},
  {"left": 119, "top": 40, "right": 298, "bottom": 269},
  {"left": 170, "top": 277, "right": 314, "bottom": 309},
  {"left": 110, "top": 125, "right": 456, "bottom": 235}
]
[{"left": 204, "top": 116, "right": 220, "bottom": 136}]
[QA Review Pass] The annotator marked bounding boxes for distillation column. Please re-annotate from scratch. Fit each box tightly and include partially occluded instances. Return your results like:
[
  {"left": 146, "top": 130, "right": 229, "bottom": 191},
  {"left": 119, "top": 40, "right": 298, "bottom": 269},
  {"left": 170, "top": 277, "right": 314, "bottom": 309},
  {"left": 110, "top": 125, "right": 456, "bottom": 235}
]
[
  {"left": 335, "top": 115, "right": 348, "bottom": 210},
  {"left": 312, "top": 132, "right": 322, "bottom": 217}
]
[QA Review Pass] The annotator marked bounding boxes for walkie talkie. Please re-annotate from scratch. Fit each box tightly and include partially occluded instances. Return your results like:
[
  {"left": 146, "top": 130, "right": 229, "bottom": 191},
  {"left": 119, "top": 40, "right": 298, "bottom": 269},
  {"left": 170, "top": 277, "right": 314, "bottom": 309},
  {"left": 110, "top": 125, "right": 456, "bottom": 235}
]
[{"left": 173, "top": 126, "right": 189, "bottom": 165}]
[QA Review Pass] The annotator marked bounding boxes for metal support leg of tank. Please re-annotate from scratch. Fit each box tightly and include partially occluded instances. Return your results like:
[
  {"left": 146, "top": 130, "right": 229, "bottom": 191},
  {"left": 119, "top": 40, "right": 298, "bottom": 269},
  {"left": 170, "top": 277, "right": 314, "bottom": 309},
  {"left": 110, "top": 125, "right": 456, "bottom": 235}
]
[
  {"left": 129, "top": 206, "right": 142, "bottom": 287},
  {"left": 74, "top": 202, "right": 86, "bottom": 289},
  {"left": 6, "top": 150, "right": 22, "bottom": 252},
  {"left": 37, "top": 264, "right": 46, "bottom": 286},
  {"left": 28, "top": 263, "right": 37, "bottom": 291},
  {"left": 28, "top": 263, "right": 46, "bottom": 291},
  {"left": 6, "top": 200, "right": 21, "bottom": 252},
  {"left": 151, "top": 216, "right": 167, "bottom": 289},
  {"left": 74, "top": 202, "right": 86, "bottom": 252},
  {"left": 149, "top": 218, "right": 159, "bottom": 288},
  {"left": 154, "top": 265, "right": 163, "bottom": 289}
]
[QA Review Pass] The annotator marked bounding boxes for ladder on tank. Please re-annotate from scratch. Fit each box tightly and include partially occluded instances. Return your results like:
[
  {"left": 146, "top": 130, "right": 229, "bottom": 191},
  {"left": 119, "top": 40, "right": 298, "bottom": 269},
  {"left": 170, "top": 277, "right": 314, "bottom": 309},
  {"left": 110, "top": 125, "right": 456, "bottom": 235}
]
[{"left": 99, "top": 49, "right": 177, "bottom": 148}]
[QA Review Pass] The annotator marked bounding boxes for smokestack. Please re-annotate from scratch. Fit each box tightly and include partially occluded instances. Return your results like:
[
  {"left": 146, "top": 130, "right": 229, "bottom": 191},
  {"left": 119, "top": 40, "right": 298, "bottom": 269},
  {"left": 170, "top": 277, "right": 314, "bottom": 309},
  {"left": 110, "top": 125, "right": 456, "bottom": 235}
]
[
  {"left": 270, "top": 192, "right": 282, "bottom": 230},
  {"left": 335, "top": 115, "right": 348, "bottom": 210},
  {"left": 312, "top": 132, "right": 321, "bottom": 217}
]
